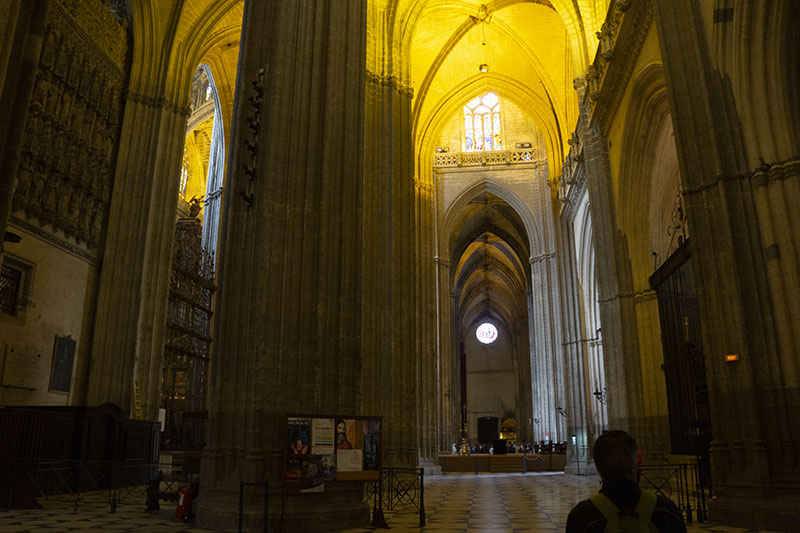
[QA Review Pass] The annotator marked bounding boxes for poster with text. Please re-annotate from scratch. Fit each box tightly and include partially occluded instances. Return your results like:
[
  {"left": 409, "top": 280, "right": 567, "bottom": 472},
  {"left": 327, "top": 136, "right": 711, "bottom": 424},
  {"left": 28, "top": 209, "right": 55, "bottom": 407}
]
[
  {"left": 311, "top": 418, "right": 335, "bottom": 455},
  {"left": 337, "top": 449, "right": 363, "bottom": 472},
  {"left": 286, "top": 417, "right": 311, "bottom": 479}
]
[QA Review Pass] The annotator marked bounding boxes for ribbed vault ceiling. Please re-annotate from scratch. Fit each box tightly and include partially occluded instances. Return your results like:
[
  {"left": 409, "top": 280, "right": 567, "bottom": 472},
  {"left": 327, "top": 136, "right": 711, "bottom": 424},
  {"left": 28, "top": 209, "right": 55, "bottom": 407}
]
[
  {"left": 396, "top": 0, "right": 611, "bottom": 170},
  {"left": 451, "top": 192, "right": 530, "bottom": 336}
]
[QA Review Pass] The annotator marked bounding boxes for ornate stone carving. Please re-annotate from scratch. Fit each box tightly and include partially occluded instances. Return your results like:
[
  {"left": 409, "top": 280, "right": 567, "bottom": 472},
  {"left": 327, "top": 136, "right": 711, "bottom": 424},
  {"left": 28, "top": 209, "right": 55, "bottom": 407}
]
[
  {"left": 55, "top": 0, "right": 128, "bottom": 69},
  {"left": 584, "top": 0, "right": 653, "bottom": 134},
  {"left": 596, "top": 22, "right": 614, "bottom": 62},
  {"left": 366, "top": 69, "right": 414, "bottom": 98},
  {"left": 11, "top": 1, "right": 129, "bottom": 251},
  {"left": 432, "top": 148, "right": 539, "bottom": 168}
]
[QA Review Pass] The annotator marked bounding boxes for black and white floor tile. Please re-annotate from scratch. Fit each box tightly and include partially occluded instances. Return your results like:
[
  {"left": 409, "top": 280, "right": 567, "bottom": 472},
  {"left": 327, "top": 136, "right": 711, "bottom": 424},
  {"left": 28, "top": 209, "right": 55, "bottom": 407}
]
[{"left": 0, "top": 473, "right": 779, "bottom": 532}]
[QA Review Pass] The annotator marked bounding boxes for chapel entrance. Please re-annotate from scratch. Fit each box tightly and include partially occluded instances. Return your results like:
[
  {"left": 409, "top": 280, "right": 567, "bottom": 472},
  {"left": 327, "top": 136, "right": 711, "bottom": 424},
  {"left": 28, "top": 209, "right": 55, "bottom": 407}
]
[{"left": 650, "top": 239, "right": 712, "bottom": 486}]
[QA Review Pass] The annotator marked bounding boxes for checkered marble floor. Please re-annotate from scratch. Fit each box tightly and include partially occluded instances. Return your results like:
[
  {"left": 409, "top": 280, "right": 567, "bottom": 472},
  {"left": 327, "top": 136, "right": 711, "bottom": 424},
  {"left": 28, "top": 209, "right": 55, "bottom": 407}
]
[{"left": 0, "top": 472, "right": 780, "bottom": 532}]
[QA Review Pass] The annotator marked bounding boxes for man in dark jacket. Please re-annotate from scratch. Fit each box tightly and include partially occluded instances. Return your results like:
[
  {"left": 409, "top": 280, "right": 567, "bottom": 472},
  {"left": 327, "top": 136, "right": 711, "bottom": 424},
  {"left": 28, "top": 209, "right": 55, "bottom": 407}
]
[{"left": 565, "top": 430, "right": 687, "bottom": 533}]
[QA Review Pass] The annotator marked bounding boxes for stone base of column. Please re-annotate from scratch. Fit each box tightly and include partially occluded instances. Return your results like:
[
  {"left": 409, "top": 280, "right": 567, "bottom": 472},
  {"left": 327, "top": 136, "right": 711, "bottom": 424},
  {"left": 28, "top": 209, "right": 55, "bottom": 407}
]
[
  {"left": 419, "top": 457, "right": 442, "bottom": 476},
  {"left": 709, "top": 489, "right": 800, "bottom": 532},
  {"left": 197, "top": 483, "right": 370, "bottom": 532}
]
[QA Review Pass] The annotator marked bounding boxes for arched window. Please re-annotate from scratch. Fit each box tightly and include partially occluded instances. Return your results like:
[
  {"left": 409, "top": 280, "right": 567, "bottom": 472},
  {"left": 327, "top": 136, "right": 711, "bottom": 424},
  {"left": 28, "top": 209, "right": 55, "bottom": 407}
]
[
  {"left": 464, "top": 92, "right": 503, "bottom": 152},
  {"left": 179, "top": 146, "right": 190, "bottom": 198}
]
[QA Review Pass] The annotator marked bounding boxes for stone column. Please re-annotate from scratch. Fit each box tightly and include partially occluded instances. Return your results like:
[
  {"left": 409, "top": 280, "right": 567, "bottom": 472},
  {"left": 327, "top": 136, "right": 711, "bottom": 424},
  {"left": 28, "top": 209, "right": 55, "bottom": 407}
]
[
  {"left": 513, "top": 324, "right": 533, "bottom": 443},
  {"left": 0, "top": 0, "right": 46, "bottom": 254},
  {"left": 86, "top": 33, "right": 190, "bottom": 417},
  {"left": 654, "top": 0, "right": 800, "bottom": 526},
  {"left": 200, "top": 66, "right": 225, "bottom": 258},
  {"left": 557, "top": 212, "right": 594, "bottom": 474},
  {"left": 579, "top": 118, "right": 642, "bottom": 435},
  {"left": 416, "top": 179, "right": 439, "bottom": 469},
  {"left": 199, "top": 0, "right": 368, "bottom": 530},
  {"left": 527, "top": 162, "right": 567, "bottom": 443},
  {"left": 360, "top": 65, "right": 419, "bottom": 469}
]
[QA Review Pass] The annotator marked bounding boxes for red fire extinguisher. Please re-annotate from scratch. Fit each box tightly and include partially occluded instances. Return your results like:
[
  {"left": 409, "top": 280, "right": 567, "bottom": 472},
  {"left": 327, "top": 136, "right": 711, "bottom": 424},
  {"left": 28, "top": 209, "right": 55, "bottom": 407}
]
[{"left": 175, "top": 486, "right": 195, "bottom": 522}]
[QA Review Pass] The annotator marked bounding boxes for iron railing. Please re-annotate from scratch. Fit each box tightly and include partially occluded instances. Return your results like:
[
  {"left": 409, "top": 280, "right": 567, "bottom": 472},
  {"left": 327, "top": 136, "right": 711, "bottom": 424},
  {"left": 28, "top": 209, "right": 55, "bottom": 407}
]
[
  {"left": 640, "top": 462, "right": 708, "bottom": 523},
  {"left": 365, "top": 467, "right": 425, "bottom": 527},
  {"left": 0, "top": 458, "right": 194, "bottom": 512}
]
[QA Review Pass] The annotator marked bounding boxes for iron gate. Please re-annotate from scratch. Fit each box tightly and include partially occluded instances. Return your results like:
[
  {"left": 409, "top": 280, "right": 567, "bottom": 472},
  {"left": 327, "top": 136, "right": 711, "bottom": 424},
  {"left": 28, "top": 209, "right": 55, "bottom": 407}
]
[{"left": 650, "top": 240, "right": 712, "bottom": 485}]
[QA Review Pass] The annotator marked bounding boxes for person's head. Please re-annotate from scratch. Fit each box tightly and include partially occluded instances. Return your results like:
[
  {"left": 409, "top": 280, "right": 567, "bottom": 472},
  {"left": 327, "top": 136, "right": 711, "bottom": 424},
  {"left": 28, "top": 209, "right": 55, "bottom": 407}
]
[
  {"left": 336, "top": 419, "right": 346, "bottom": 435},
  {"left": 593, "top": 430, "right": 638, "bottom": 483}
]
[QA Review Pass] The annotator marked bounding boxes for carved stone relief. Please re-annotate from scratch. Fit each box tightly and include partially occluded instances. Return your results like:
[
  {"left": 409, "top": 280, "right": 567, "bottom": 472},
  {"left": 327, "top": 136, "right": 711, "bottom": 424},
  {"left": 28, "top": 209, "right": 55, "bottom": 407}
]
[{"left": 11, "top": 1, "right": 128, "bottom": 251}]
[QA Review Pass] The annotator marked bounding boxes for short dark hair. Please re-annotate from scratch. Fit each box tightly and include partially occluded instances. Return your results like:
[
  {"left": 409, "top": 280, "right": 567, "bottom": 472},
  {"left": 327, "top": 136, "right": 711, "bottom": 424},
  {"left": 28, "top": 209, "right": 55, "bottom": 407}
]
[{"left": 593, "top": 430, "right": 638, "bottom": 481}]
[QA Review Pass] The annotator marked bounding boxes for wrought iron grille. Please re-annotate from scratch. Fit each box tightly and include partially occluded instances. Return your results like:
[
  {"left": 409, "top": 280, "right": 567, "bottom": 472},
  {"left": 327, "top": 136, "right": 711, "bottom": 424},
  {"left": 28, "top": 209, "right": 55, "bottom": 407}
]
[
  {"left": 161, "top": 218, "right": 215, "bottom": 451},
  {"left": 0, "top": 264, "right": 22, "bottom": 315},
  {"left": 650, "top": 240, "right": 712, "bottom": 462},
  {"left": 364, "top": 468, "right": 426, "bottom": 527},
  {"left": 640, "top": 462, "right": 709, "bottom": 523}
]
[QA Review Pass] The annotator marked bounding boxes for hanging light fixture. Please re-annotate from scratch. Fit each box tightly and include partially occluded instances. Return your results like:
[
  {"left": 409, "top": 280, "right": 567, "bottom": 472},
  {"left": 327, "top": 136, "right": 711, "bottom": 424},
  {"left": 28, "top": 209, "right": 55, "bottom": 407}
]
[{"left": 477, "top": 5, "right": 490, "bottom": 73}]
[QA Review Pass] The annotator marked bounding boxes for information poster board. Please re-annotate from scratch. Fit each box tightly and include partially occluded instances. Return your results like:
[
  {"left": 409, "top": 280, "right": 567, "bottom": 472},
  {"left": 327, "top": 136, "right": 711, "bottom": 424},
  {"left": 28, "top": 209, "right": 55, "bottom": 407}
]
[{"left": 284, "top": 414, "right": 381, "bottom": 491}]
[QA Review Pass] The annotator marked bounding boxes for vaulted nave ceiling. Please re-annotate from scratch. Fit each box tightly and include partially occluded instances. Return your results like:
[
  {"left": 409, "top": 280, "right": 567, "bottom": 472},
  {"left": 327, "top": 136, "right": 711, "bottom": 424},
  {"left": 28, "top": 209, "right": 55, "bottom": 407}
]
[
  {"left": 450, "top": 192, "right": 530, "bottom": 335},
  {"left": 396, "top": 0, "right": 611, "bottom": 167}
]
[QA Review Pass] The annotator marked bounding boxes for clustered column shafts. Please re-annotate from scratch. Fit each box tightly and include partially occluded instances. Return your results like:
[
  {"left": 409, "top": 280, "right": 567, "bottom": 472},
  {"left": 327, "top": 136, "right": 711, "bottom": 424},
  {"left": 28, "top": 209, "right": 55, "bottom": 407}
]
[
  {"left": 87, "top": 87, "right": 189, "bottom": 418},
  {"left": 416, "top": 179, "right": 439, "bottom": 465},
  {"left": 200, "top": 0, "right": 368, "bottom": 530},
  {"left": 578, "top": 119, "right": 638, "bottom": 436},
  {"left": 653, "top": 0, "right": 799, "bottom": 493},
  {"left": 361, "top": 66, "right": 419, "bottom": 468},
  {"left": 557, "top": 211, "right": 593, "bottom": 469}
]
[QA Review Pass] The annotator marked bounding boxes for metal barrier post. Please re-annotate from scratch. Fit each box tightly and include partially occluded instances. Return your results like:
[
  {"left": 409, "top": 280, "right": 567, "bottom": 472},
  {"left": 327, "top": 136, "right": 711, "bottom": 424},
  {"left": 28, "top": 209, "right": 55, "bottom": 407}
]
[
  {"left": 682, "top": 465, "right": 693, "bottom": 523},
  {"left": 238, "top": 482, "right": 244, "bottom": 533},
  {"left": 419, "top": 468, "right": 425, "bottom": 527},
  {"left": 238, "top": 481, "right": 269, "bottom": 533}
]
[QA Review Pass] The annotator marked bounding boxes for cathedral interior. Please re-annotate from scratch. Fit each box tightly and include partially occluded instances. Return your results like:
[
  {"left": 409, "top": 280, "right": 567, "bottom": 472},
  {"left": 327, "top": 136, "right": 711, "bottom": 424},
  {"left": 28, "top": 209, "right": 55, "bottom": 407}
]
[{"left": 1, "top": 0, "right": 799, "bottom": 531}]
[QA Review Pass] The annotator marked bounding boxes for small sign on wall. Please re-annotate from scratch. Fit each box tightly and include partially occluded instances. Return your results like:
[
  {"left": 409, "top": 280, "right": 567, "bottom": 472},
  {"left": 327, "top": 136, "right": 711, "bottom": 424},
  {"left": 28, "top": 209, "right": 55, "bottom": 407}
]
[
  {"left": 1, "top": 344, "right": 44, "bottom": 390},
  {"left": 49, "top": 336, "right": 76, "bottom": 393}
]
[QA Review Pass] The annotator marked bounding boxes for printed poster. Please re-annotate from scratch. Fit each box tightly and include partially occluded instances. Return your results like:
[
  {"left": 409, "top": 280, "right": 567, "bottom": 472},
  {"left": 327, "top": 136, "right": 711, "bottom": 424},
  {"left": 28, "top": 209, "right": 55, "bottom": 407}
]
[
  {"left": 335, "top": 418, "right": 356, "bottom": 450},
  {"left": 337, "top": 449, "right": 363, "bottom": 472},
  {"left": 286, "top": 417, "right": 311, "bottom": 479},
  {"left": 312, "top": 418, "right": 335, "bottom": 455},
  {"left": 321, "top": 455, "right": 337, "bottom": 480},
  {"left": 300, "top": 455, "right": 325, "bottom": 493}
]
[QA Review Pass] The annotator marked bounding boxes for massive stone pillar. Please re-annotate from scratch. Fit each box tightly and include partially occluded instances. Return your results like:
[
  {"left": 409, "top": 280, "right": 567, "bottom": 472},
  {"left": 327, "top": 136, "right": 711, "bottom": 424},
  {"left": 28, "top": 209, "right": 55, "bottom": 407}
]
[
  {"left": 653, "top": 1, "right": 800, "bottom": 528},
  {"left": 361, "top": 76, "right": 418, "bottom": 468},
  {"left": 557, "top": 209, "right": 594, "bottom": 473},
  {"left": 416, "top": 177, "right": 439, "bottom": 467},
  {"left": 86, "top": 2, "right": 190, "bottom": 418},
  {"left": 199, "top": 0, "right": 368, "bottom": 530},
  {"left": 528, "top": 162, "right": 567, "bottom": 443},
  {"left": 578, "top": 101, "right": 642, "bottom": 436},
  {"left": 360, "top": 3, "right": 420, "bottom": 470}
]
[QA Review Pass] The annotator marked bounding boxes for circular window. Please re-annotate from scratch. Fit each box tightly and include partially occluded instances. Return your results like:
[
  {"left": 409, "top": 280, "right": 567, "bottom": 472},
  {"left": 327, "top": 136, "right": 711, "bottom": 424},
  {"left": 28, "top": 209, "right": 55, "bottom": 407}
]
[{"left": 476, "top": 323, "right": 498, "bottom": 344}]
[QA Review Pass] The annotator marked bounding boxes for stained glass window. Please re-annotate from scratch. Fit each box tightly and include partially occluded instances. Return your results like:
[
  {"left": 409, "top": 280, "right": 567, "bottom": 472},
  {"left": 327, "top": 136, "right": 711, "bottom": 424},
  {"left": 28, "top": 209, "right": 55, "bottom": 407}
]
[
  {"left": 476, "top": 323, "right": 498, "bottom": 344},
  {"left": 179, "top": 146, "right": 190, "bottom": 198},
  {"left": 464, "top": 92, "right": 503, "bottom": 152}
]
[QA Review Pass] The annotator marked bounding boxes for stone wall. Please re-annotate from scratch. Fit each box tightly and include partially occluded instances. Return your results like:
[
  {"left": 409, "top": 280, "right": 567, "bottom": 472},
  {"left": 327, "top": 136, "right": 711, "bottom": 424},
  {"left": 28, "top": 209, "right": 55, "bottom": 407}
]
[{"left": 1, "top": 0, "right": 127, "bottom": 408}]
